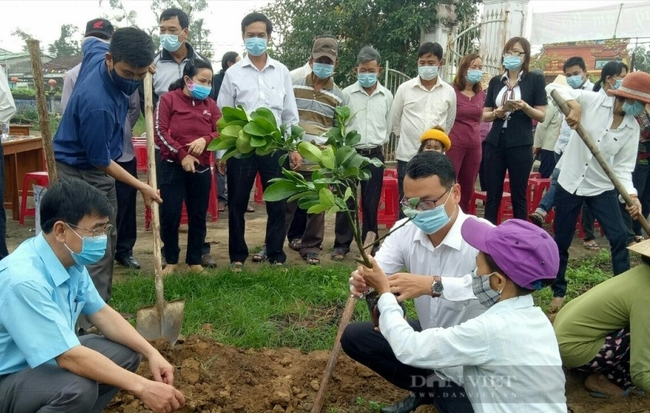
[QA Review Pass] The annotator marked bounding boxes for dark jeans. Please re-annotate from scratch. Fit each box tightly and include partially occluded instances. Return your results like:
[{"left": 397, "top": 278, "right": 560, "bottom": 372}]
[
  {"left": 483, "top": 136, "right": 533, "bottom": 223},
  {"left": 479, "top": 140, "right": 488, "bottom": 191},
  {"left": 397, "top": 160, "right": 407, "bottom": 219},
  {"left": 622, "top": 162, "right": 650, "bottom": 237},
  {"left": 538, "top": 149, "right": 557, "bottom": 179},
  {"left": 341, "top": 320, "right": 474, "bottom": 413},
  {"left": 335, "top": 150, "right": 385, "bottom": 251},
  {"left": 216, "top": 170, "right": 227, "bottom": 204},
  {"left": 115, "top": 158, "right": 138, "bottom": 259},
  {"left": 0, "top": 142, "right": 7, "bottom": 259},
  {"left": 581, "top": 203, "right": 597, "bottom": 242},
  {"left": 287, "top": 207, "right": 307, "bottom": 241},
  {"left": 226, "top": 151, "right": 287, "bottom": 264},
  {"left": 159, "top": 160, "right": 211, "bottom": 265},
  {"left": 552, "top": 185, "right": 629, "bottom": 297}
]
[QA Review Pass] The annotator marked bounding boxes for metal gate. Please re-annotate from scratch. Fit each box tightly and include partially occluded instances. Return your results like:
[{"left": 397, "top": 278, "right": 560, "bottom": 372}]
[{"left": 382, "top": 61, "right": 410, "bottom": 165}]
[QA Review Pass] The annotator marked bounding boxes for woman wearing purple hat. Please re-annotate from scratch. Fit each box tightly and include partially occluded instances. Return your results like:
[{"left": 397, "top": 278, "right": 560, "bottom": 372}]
[{"left": 358, "top": 218, "right": 566, "bottom": 412}]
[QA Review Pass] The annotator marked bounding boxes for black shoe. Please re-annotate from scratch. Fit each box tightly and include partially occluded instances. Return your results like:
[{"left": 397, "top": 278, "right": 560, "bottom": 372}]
[
  {"left": 116, "top": 255, "right": 141, "bottom": 269},
  {"left": 528, "top": 211, "right": 545, "bottom": 228},
  {"left": 201, "top": 254, "right": 217, "bottom": 268},
  {"left": 381, "top": 394, "right": 428, "bottom": 413}
]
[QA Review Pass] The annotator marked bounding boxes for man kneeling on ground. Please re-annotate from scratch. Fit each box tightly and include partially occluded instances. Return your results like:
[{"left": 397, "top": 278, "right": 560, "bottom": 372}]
[{"left": 0, "top": 179, "right": 184, "bottom": 413}]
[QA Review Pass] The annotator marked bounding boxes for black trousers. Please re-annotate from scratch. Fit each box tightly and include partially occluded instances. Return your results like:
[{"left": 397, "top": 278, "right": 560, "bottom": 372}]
[
  {"left": 115, "top": 158, "right": 138, "bottom": 259},
  {"left": 159, "top": 160, "right": 211, "bottom": 265},
  {"left": 538, "top": 149, "right": 557, "bottom": 179},
  {"left": 226, "top": 151, "right": 287, "bottom": 264},
  {"left": 0, "top": 142, "right": 7, "bottom": 259},
  {"left": 335, "top": 150, "right": 385, "bottom": 251},
  {"left": 287, "top": 207, "right": 307, "bottom": 241},
  {"left": 483, "top": 134, "right": 533, "bottom": 224},
  {"left": 341, "top": 320, "right": 474, "bottom": 413}
]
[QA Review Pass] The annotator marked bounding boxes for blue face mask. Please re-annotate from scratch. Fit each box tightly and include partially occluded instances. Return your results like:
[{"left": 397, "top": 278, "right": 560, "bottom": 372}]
[
  {"left": 111, "top": 69, "right": 142, "bottom": 96},
  {"left": 466, "top": 69, "right": 483, "bottom": 84},
  {"left": 418, "top": 65, "right": 439, "bottom": 81},
  {"left": 160, "top": 34, "right": 182, "bottom": 53},
  {"left": 611, "top": 78, "right": 623, "bottom": 90},
  {"left": 503, "top": 55, "right": 523, "bottom": 71},
  {"left": 566, "top": 74, "right": 584, "bottom": 89},
  {"left": 313, "top": 63, "right": 334, "bottom": 79},
  {"left": 64, "top": 225, "right": 108, "bottom": 266},
  {"left": 245, "top": 37, "right": 267, "bottom": 57},
  {"left": 623, "top": 100, "right": 645, "bottom": 117},
  {"left": 187, "top": 81, "right": 211, "bottom": 100},
  {"left": 406, "top": 192, "right": 452, "bottom": 234},
  {"left": 358, "top": 73, "right": 378, "bottom": 88}
]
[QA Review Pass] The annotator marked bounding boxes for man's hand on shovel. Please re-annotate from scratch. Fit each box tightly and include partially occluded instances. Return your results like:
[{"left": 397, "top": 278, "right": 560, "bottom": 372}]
[{"left": 626, "top": 196, "right": 642, "bottom": 219}]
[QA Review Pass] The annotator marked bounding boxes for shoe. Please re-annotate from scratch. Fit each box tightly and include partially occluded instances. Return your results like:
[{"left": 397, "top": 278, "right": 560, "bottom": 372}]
[
  {"left": 201, "top": 254, "right": 217, "bottom": 268},
  {"left": 528, "top": 212, "right": 545, "bottom": 228},
  {"left": 381, "top": 394, "right": 428, "bottom": 413},
  {"left": 116, "top": 255, "right": 141, "bottom": 269}
]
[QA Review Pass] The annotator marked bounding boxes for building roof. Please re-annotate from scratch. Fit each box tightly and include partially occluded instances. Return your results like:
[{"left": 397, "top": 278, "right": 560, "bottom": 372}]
[
  {"left": 42, "top": 55, "right": 83, "bottom": 72},
  {"left": 538, "top": 40, "right": 630, "bottom": 76}
]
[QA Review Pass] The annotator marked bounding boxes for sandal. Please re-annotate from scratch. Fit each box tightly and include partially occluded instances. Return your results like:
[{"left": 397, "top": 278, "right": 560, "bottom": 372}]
[
  {"left": 634, "top": 235, "right": 645, "bottom": 243},
  {"left": 246, "top": 206, "right": 255, "bottom": 213},
  {"left": 289, "top": 238, "right": 302, "bottom": 252},
  {"left": 303, "top": 252, "right": 320, "bottom": 265},
  {"left": 331, "top": 248, "right": 348, "bottom": 261},
  {"left": 252, "top": 246, "right": 267, "bottom": 262},
  {"left": 229, "top": 262, "right": 243, "bottom": 273},
  {"left": 583, "top": 241, "right": 599, "bottom": 251},
  {"left": 528, "top": 212, "right": 545, "bottom": 228}
]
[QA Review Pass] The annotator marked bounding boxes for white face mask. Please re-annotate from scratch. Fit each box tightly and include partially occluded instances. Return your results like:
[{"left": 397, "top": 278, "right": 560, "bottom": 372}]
[{"left": 418, "top": 65, "right": 439, "bottom": 81}]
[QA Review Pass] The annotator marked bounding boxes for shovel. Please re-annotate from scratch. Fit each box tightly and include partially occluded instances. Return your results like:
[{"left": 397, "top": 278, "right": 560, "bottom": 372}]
[
  {"left": 549, "top": 90, "right": 650, "bottom": 247},
  {"left": 136, "top": 72, "right": 185, "bottom": 345}
]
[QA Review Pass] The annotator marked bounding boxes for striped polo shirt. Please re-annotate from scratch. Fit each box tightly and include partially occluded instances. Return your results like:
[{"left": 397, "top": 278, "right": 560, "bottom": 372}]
[{"left": 293, "top": 74, "right": 345, "bottom": 146}]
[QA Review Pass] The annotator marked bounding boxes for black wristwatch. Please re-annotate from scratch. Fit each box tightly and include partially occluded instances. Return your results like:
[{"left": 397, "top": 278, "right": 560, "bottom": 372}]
[{"left": 431, "top": 276, "right": 443, "bottom": 297}]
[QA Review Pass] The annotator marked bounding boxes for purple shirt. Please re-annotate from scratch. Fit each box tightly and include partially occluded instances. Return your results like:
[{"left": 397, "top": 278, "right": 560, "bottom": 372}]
[{"left": 449, "top": 87, "right": 485, "bottom": 149}]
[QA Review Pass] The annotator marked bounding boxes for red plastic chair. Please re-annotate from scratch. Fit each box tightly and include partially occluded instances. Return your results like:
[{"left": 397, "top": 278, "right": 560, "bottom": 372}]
[
  {"left": 20, "top": 171, "right": 49, "bottom": 225},
  {"left": 384, "top": 168, "right": 398, "bottom": 179},
  {"left": 468, "top": 191, "right": 513, "bottom": 224},
  {"left": 133, "top": 142, "right": 148, "bottom": 174},
  {"left": 254, "top": 174, "right": 264, "bottom": 205},
  {"left": 378, "top": 176, "right": 399, "bottom": 228}
]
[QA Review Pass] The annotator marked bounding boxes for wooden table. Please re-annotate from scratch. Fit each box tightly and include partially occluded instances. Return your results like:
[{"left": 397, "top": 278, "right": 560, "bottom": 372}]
[
  {"left": 9, "top": 125, "right": 31, "bottom": 136},
  {"left": 3, "top": 136, "right": 44, "bottom": 220}
]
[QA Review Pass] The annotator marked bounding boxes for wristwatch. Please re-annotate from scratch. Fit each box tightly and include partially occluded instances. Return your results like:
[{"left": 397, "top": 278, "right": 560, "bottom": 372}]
[{"left": 431, "top": 276, "right": 443, "bottom": 297}]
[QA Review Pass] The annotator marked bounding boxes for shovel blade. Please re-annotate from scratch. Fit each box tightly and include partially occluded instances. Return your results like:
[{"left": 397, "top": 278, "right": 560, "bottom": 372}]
[{"left": 136, "top": 300, "right": 185, "bottom": 346}]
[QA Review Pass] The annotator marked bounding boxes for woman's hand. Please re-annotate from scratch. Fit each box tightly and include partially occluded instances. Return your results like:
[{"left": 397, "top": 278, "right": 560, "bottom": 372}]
[
  {"left": 188, "top": 138, "right": 207, "bottom": 156},
  {"left": 493, "top": 106, "right": 507, "bottom": 119},
  {"left": 181, "top": 155, "right": 200, "bottom": 173}
]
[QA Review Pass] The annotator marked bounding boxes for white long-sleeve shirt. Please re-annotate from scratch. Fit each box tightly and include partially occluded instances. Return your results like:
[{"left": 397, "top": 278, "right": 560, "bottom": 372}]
[
  {"left": 0, "top": 68, "right": 16, "bottom": 124},
  {"left": 378, "top": 293, "right": 567, "bottom": 413},
  {"left": 546, "top": 83, "right": 639, "bottom": 197},
  {"left": 343, "top": 81, "right": 393, "bottom": 149},
  {"left": 391, "top": 76, "right": 456, "bottom": 162}
]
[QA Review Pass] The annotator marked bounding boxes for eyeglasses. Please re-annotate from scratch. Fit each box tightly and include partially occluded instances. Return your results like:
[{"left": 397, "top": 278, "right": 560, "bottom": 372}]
[
  {"left": 502, "top": 50, "right": 524, "bottom": 57},
  {"left": 66, "top": 222, "right": 113, "bottom": 238},
  {"left": 401, "top": 189, "right": 450, "bottom": 211}
]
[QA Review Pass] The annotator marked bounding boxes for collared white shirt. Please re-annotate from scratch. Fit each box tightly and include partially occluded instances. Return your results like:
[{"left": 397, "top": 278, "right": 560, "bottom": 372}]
[
  {"left": 494, "top": 71, "right": 523, "bottom": 128},
  {"left": 218, "top": 54, "right": 299, "bottom": 127},
  {"left": 376, "top": 210, "right": 487, "bottom": 383},
  {"left": 378, "top": 293, "right": 566, "bottom": 412},
  {"left": 343, "top": 81, "right": 394, "bottom": 149},
  {"left": 548, "top": 83, "right": 639, "bottom": 197},
  {"left": 553, "top": 79, "right": 594, "bottom": 155},
  {"left": 391, "top": 76, "right": 456, "bottom": 161},
  {"left": 0, "top": 68, "right": 16, "bottom": 125}
]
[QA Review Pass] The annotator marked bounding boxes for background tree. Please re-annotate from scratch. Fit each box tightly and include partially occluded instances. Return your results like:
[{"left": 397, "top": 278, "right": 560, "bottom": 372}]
[
  {"left": 150, "top": 0, "right": 213, "bottom": 59},
  {"left": 631, "top": 45, "right": 650, "bottom": 73},
  {"left": 48, "top": 24, "right": 81, "bottom": 58},
  {"left": 11, "top": 28, "right": 34, "bottom": 52},
  {"left": 259, "top": 0, "right": 480, "bottom": 86}
]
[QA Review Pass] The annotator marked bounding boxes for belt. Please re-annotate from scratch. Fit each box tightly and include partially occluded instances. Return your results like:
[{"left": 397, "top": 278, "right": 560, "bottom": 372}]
[{"left": 356, "top": 146, "right": 383, "bottom": 156}]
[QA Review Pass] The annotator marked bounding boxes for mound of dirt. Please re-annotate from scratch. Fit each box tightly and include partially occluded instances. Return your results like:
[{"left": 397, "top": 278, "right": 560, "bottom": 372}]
[{"left": 105, "top": 335, "right": 650, "bottom": 413}]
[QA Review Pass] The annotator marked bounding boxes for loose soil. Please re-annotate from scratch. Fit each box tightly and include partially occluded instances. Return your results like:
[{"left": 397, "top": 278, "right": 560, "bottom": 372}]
[{"left": 7, "top": 193, "right": 649, "bottom": 412}]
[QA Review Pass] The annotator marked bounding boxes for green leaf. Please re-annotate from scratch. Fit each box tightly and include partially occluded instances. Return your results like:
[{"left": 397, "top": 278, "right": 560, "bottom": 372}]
[
  {"left": 346, "top": 153, "right": 364, "bottom": 170},
  {"left": 344, "top": 186, "right": 353, "bottom": 201},
  {"left": 291, "top": 124, "right": 305, "bottom": 140},
  {"left": 250, "top": 135, "right": 267, "bottom": 148},
  {"left": 335, "top": 145, "right": 356, "bottom": 167},
  {"left": 321, "top": 146, "right": 335, "bottom": 169},
  {"left": 287, "top": 190, "right": 317, "bottom": 202},
  {"left": 298, "top": 141, "right": 322, "bottom": 163},
  {"left": 252, "top": 107, "right": 278, "bottom": 129},
  {"left": 336, "top": 106, "right": 351, "bottom": 121},
  {"left": 243, "top": 122, "right": 268, "bottom": 137},
  {"left": 216, "top": 117, "right": 228, "bottom": 129},
  {"left": 279, "top": 153, "right": 289, "bottom": 167},
  {"left": 318, "top": 188, "right": 336, "bottom": 208},
  {"left": 220, "top": 146, "right": 239, "bottom": 162},
  {"left": 359, "top": 170, "right": 371, "bottom": 180},
  {"left": 298, "top": 198, "right": 321, "bottom": 210},
  {"left": 327, "top": 205, "right": 340, "bottom": 215},
  {"left": 368, "top": 157, "right": 384, "bottom": 168},
  {"left": 208, "top": 137, "right": 237, "bottom": 151},
  {"left": 345, "top": 131, "right": 361, "bottom": 147},
  {"left": 222, "top": 106, "right": 248, "bottom": 122},
  {"left": 221, "top": 124, "right": 243, "bottom": 138},
  {"left": 255, "top": 146, "right": 275, "bottom": 156},
  {"left": 343, "top": 166, "right": 360, "bottom": 177},
  {"left": 307, "top": 204, "right": 329, "bottom": 214},
  {"left": 263, "top": 180, "right": 299, "bottom": 202},
  {"left": 236, "top": 131, "right": 253, "bottom": 153}
]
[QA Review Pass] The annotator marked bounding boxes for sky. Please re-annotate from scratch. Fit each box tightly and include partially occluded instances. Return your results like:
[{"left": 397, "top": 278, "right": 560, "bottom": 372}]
[{"left": 0, "top": 0, "right": 647, "bottom": 63}]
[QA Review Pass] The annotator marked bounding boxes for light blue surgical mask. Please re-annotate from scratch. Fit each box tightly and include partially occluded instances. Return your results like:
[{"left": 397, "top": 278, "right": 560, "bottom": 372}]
[
  {"left": 160, "top": 34, "right": 182, "bottom": 53},
  {"left": 188, "top": 82, "right": 211, "bottom": 100},
  {"left": 358, "top": 73, "right": 378, "bottom": 88},
  {"left": 245, "top": 37, "right": 267, "bottom": 57},
  {"left": 566, "top": 74, "right": 584, "bottom": 89},
  {"left": 312, "top": 63, "right": 334, "bottom": 79},
  {"left": 64, "top": 225, "right": 108, "bottom": 266},
  {"left": 623, "top": 100, "right": 645, "bottom": 117},
  {"left": 418, "top": 65, "right": 439, "bottom": 81},
  {"left": 611, "top": 78, "right": 623, "bottom": 90},
  {"left": 466, "top": 69, "right": 483, "bottom": 84},
  {"left": 503, "top": 55, "right": 523, "bottom": 71},
  {"left": 404, "top": 192, "right": 452, "bottom": 234},
  {"left": 471, "top": 269, "right": 502, "bottom": 308}
]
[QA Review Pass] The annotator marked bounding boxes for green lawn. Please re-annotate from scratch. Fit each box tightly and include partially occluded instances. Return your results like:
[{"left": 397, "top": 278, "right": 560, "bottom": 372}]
[{"left": 111, "top": 253, "right": 614, "bottom": 352}]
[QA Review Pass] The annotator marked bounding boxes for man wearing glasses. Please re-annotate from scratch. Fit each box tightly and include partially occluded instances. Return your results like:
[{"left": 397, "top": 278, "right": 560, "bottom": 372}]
[{"left": 342, "top": 151, "right": 487, "bottom": 413}]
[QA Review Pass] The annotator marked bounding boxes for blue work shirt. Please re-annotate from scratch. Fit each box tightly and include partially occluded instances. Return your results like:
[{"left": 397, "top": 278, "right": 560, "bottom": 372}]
[
  {"left": 53, "top": 38, "right": 127, "bottom": 169},
  {"left": 0, "top": 234, "right": 106, "bottom": 375}
]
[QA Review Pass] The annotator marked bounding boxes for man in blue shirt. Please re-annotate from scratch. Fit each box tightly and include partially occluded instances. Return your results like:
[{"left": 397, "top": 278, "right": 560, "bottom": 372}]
[
  {"left": 0, "top": 179, "right": 184, "bottom": 413},
  {"left": 53, "top": 27, "right": 162, "bottom": 311}
]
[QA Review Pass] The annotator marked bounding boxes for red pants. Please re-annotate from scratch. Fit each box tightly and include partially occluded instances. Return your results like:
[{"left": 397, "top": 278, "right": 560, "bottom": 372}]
[{"left": 446, "top": 145, "right": 482, "bottom": 213}]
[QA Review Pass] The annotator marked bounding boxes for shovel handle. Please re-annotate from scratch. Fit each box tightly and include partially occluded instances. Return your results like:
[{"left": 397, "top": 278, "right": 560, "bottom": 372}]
[
  {"left": 549, "top": 89, "right": 650, "bottom": 235},
  {"left": 144, "top": 73, "right": 166, "bottom": 312}
]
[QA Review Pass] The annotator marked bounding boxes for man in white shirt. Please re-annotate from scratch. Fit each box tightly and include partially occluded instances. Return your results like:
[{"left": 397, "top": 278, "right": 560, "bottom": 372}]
[
  {"left": 332, "top": 46, "right": 393, "bottom": 260},
  {"left": 0, "top": 65, "right": 16, "bottom": 260},
  {"left": 217, "top": 12, "right": 301, "bottom": 269},
  {"left": 391, "top": 42, "right": 456, "bottom": 217},
  {"left": 545, "top": 72, "right": 650, "bottom": 311},
  {"left": 343, "top": 151, "right": 485, "bottom": 413}
]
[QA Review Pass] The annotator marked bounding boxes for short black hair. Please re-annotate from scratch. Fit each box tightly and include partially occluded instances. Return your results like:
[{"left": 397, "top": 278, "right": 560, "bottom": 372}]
[
  {"left": 221, "top": 51, "right": 239, "bottom": 72},
  {"left": 109, "top": 27, "right": 155, "bottom": 69},
  {"left": 563, "top": 56, "right": 586, "bottom": 73},
  {"left": 241, "top": 12, "right": 273, "bottom": 36},
  {"left": 169, "top": 58, "right": 213, "bottom": 91},
  {"left": 417, "top": 42, "right": 443, "bottom": 60},
  {"left": 405, "top": 151, "right": 456, "bottom": 189},
  {"left": 40, "top": 179, "right": 113, "bottom": 234},
  {"left": 160, "top": 8, "right": 189, "bottom": 29}
]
